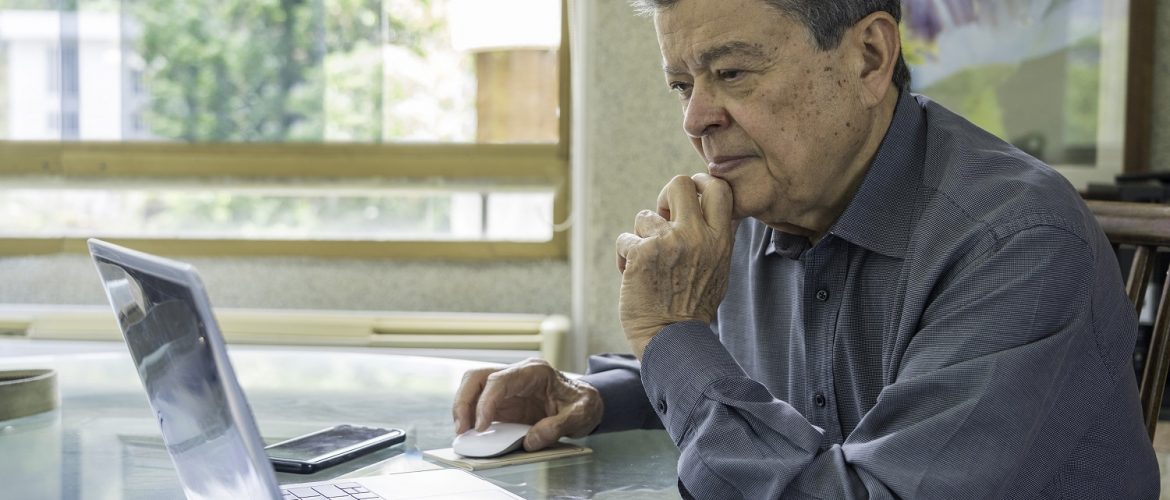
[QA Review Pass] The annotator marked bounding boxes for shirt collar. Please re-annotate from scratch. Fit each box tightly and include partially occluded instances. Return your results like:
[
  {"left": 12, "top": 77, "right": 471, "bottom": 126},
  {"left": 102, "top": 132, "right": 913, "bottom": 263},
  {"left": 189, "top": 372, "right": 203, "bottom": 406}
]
[
  {"left": 786, "top": 91, "right": 927, "bottom": 259},
  {"left": 766, "top": 227, "right": 811, "bottom": 259},
  {"left": 760, "top": 92, "right": 925, "bottom": 259}
]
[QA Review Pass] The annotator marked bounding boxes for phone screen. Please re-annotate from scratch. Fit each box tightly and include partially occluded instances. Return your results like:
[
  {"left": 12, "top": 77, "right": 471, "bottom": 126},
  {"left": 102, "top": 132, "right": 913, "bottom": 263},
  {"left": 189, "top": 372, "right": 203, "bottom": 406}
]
[{"left": 266, "top": 424, "right": 404, "bottom": 470}]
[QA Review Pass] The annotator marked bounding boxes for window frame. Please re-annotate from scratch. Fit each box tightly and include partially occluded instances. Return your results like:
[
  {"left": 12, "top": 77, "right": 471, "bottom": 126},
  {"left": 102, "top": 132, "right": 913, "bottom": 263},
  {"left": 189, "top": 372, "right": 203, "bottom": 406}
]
[{"left": 0, "top": 0, "right": 571, "bottom": 260}]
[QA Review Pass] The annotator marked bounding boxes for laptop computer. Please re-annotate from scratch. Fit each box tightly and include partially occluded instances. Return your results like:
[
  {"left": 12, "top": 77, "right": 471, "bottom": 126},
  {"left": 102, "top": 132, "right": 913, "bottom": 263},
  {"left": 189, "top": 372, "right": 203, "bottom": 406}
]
[{"left": 88, "top": 238, "right": 522, "bottom": 500}]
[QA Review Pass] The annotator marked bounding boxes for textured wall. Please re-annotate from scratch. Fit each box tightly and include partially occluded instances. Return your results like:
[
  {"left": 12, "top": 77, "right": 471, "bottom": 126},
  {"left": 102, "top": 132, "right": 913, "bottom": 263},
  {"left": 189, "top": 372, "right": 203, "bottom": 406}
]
[
  {"left": 571, "top": 0, "right": 698, "bottom": 362},
  {"left": 1152, "top": 0, "right": 1170, "bottom": 171},
  {"left": 0, "top": 254, "right": 569, "bottom": 314}
]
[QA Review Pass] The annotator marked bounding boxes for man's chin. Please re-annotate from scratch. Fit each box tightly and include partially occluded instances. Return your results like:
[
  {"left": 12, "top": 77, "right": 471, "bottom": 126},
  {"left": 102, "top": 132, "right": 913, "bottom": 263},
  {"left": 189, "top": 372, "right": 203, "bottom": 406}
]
[{"left": 728, "top": 193, "right": 754, "bottom": 221}]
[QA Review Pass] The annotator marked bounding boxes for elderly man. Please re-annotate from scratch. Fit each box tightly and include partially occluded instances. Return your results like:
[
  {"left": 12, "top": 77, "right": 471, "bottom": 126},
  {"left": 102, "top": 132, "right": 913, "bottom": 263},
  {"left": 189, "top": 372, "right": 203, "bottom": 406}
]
[{"left": 453, "top": 0, "right": 1160, "bottom": 497}]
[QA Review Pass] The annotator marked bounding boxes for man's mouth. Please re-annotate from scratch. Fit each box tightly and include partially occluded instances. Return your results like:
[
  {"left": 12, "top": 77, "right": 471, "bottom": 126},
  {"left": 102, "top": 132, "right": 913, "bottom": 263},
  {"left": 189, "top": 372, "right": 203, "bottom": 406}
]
[{"left": 707, "top": 155, "right": 754, "bottom": 176}]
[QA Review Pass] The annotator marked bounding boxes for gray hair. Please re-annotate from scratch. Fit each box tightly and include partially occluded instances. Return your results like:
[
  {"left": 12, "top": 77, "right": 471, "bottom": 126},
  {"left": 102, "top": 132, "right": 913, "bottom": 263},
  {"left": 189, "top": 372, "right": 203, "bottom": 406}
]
[{"left": 631, "top": 0, "right": 911, "bottom": 90}]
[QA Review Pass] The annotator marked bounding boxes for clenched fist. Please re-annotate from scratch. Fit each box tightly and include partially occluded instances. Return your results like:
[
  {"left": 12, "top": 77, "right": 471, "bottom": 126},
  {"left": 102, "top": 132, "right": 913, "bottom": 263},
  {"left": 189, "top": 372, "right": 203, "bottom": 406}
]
[{"left": 615, "top": 173, "right": 735, "bottom": 358}]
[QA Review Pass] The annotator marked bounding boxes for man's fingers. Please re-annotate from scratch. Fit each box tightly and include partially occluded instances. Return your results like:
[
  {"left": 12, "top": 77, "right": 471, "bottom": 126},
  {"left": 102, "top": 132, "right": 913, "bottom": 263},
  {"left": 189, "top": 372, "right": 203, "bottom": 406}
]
[
  {"left": 452, "top": 368, "right": 495, "bottom": 434},
  {"left": 615, "top": 232, "right": 643, "bottom": 273},
  {"left": 691, "top": 173, "right": 733, "bottom": 229},
  {"left": 656, "top": 183, "right": 674, "bottom": 221},
  {"left": 634, "top": 209, "right": 670, "bottom": 238},
  {"left": 658, "top": 175, "right": 702, "bottom": 224},
  {"left": 474, "top": 370, "right": 513, "bottom": 432},
  {"left": 619, "top": 209, "right": 666, "bottom": 273},
  {"left": 523, "top": 411, "right": 571, "bottom": 451}
]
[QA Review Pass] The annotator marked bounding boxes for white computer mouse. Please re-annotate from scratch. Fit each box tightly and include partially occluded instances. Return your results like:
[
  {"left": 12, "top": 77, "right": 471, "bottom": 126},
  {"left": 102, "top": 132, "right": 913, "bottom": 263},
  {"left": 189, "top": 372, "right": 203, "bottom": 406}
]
[{"left": 452, "top": 422, "right": 532, "bottom": 458}]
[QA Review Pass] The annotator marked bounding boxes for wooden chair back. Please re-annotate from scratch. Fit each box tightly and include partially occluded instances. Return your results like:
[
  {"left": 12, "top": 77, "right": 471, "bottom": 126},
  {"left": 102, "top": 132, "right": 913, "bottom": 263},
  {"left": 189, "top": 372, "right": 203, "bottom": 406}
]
[{"left": 1087, "top": 200, "right": 1170, "bottom": 439}]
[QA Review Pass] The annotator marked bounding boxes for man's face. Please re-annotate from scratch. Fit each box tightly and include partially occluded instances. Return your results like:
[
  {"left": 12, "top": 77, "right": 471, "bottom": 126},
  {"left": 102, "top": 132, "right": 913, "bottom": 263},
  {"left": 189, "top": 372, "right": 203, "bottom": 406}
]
[{"left": 655, "top": 0, "right": 874, "bottom": 234}]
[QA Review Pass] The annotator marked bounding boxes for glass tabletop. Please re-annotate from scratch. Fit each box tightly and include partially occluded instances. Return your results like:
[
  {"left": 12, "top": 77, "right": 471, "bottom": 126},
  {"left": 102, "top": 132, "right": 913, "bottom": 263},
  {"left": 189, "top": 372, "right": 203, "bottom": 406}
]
[{"left": 0, "top": 346, "right": 682, "bottom": 499}]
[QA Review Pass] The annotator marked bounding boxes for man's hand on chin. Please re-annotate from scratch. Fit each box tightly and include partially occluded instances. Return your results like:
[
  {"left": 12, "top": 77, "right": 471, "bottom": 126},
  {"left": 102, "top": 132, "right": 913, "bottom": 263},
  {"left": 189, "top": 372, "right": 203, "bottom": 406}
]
[{"left": 615, "top": 173, "right": 735, "bottom": 359}]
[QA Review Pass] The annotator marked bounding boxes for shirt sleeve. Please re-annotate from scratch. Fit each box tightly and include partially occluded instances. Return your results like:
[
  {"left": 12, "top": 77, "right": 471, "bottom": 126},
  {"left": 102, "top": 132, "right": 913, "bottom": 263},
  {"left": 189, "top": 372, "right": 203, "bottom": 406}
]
[
  {"left": 640, "top": 224, "right": 1147, "bottom": 498},
  {"left": 578, "top": 353, "right": 665, "bottom": 433}
]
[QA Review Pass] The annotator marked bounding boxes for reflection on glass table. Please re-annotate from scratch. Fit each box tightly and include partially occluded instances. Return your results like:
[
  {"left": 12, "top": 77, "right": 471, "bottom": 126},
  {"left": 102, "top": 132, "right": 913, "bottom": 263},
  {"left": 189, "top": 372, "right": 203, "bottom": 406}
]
[{"left": 0, "top": 347, "right": 681, "bottom": 499}]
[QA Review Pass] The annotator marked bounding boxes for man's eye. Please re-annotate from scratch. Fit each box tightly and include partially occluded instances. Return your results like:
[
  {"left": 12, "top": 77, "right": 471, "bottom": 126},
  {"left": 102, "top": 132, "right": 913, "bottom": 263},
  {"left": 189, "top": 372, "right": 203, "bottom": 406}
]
[
  {"left": 668, "top": 81, "right": 692, "bottom": 96},
  {"left": 716, "top": 69, "right": 743, "bottom": 81}
]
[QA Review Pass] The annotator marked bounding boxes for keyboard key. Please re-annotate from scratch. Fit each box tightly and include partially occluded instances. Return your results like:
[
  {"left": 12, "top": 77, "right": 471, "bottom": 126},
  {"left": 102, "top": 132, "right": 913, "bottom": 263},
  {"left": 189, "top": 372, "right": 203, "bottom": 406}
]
[
  {"left": 334, "top": 482, "right": 362, "bottom": 489},
  {"left": 283, "top": 495, "right": 297, "bottom": 500},
  {"left": 352, "top": 494, "right": 381, "bottom": 499},
  {"left": 287, "top": 487, "right": 320, "bottom": 498},
  {"left": 312, "top": 484, "right": 349, "bottom": 497}
]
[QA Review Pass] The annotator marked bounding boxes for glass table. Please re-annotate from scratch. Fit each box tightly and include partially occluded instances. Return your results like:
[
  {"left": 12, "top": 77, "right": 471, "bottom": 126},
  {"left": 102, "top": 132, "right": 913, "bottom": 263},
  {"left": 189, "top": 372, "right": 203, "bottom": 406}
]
[{"left": 0, "top": 346, "right": 682, "bottom": 499}]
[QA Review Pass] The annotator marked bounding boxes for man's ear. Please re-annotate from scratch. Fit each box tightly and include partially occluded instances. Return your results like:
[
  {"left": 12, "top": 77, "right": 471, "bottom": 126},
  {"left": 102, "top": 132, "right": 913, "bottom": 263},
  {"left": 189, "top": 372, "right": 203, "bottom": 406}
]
[{"left": 849, "top": 11, "right": 900, "bottom": 108}]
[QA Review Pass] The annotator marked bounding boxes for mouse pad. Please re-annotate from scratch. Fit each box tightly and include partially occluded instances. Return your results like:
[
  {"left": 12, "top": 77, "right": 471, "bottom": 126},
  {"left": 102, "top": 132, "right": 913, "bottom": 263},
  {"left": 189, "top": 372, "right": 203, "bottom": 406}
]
[{"left": 423, "top": 442, "right": 592, "bottom": 471}]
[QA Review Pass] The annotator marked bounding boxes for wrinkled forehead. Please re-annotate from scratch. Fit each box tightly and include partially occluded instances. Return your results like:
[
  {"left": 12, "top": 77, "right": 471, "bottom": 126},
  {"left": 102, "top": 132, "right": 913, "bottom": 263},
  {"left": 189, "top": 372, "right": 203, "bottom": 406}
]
[
  {"left": 653, "top": 0, "right": 778, "bottom": 33},
  {"left": 653, "top": 0, "right": 805, "bottom": 66}
]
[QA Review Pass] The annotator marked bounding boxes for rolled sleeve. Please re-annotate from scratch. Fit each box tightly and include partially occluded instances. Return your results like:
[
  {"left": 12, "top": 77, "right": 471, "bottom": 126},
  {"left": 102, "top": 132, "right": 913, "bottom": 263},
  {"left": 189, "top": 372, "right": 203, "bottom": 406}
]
[
  {"left": 641, "top": 320, "right": 748, "bottom": 440},
  {"left": 642, "top": 321, "right": 829, "bottom": 498},
  {"left": 579, "top": 353, "right": 664, "bottom": 433}
]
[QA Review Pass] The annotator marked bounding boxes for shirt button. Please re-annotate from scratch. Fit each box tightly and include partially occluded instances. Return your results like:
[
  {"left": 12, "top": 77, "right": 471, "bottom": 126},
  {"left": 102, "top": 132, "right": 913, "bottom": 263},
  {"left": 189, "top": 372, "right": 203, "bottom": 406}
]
[
  {"left": 814, "top": 392, "right": 826, "bottom": 407},
  {"left": 815, "top": 289, "right": 830, "bottom": 302},
  {"left": 656, "top": 400, "right": 667, "bottom": 414}
]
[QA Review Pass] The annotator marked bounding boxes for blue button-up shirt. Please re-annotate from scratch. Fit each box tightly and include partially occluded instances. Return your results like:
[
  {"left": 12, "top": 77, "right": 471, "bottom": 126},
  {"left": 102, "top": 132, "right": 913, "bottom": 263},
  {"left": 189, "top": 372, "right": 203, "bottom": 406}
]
[{"left": 582, "top": 92, "right": 1160, "bottom": 498}]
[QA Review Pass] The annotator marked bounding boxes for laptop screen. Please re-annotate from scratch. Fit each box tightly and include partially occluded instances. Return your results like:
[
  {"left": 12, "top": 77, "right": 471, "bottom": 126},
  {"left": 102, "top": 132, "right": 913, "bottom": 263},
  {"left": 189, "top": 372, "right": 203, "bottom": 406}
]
[{"left": 91, "top": 241, "right": 280, "bottom": 500}]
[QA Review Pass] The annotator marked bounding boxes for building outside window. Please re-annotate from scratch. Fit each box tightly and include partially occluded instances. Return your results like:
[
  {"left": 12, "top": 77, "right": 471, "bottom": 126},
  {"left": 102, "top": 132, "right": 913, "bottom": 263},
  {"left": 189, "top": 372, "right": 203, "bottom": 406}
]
[{"left": 0, "top": 0, "right": 567, "bottom": 257}]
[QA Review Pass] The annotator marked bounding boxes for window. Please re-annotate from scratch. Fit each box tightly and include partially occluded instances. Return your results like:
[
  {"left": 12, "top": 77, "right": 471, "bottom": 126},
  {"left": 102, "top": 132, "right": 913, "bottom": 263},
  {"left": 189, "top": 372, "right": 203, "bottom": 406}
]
[
  {"left": 901, "top": 0, "right": 1132, "bottom": 188},
  {"left": 0, "top": 0, "right": 569, "bottom": 259},
  {"left": 46, "top": 46, "right": 58, "bottom": 94},
  {"left": 61, "top": 109, "right": 78, "bottom": 136}
]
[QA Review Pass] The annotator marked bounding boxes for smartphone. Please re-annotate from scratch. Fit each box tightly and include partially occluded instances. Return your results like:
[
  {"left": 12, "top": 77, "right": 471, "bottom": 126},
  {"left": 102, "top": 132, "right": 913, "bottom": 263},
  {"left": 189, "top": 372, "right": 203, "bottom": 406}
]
[{"left": 266, "top": 424, "right": 406, "bottom": 474}]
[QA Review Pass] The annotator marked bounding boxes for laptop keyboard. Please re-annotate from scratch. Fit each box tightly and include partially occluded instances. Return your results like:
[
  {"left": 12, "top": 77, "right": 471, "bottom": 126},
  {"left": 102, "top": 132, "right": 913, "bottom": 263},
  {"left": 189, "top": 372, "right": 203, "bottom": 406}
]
[{"left": 281, "top": 482, "right": 385, "bottom": 500}]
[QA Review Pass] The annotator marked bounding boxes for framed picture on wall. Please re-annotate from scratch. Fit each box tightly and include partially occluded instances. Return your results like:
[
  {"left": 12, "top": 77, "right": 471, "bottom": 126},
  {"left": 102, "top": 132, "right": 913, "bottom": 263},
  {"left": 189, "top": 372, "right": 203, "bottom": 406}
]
[{"left": 901, "top": 0, "right": 1155, "bottom": 190}]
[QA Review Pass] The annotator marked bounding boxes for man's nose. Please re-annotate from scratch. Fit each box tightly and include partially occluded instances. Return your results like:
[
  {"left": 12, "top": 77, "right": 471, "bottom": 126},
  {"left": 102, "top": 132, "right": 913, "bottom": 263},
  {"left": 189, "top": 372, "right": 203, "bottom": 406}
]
[{"left": 683, "top": 85, "right": 728, "bottom": 138}]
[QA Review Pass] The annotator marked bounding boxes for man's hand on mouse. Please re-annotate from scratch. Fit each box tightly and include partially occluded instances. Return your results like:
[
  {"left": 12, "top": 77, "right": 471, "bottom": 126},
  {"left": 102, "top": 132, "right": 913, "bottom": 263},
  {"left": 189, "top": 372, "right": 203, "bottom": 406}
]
[
  {"left": 452, "top": 358, "right": 603, "bottom": 452},
  {"left": 615, "top": 173, "right": 735, "bottom": 358}
]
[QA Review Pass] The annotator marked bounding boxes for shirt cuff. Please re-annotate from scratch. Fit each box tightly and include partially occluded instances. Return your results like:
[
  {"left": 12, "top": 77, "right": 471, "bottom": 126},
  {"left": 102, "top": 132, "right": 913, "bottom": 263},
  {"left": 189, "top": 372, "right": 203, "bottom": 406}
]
[
  {"left": 579, "top": 354, "right": 661, "bottom": 433},
  {"left": 641, "top": 320, "right": 748, "bottom": 442}
]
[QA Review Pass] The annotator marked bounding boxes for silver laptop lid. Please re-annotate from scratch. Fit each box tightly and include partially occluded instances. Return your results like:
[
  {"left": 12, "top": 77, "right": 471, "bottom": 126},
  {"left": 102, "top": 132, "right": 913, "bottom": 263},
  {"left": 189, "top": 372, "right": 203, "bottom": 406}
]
[{"left": 88, "top": 238, "right": 280, "bottom": 500}]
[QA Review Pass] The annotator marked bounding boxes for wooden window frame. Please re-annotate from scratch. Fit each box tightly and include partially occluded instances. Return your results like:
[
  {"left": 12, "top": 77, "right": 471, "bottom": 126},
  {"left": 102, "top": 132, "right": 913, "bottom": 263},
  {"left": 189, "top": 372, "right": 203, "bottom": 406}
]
[
  {"left": 0, "top": 1, "right": 571, "bottom": 260},
  {"left": 1124, "top": 0, "right": 1157, "bottom": 174}
]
